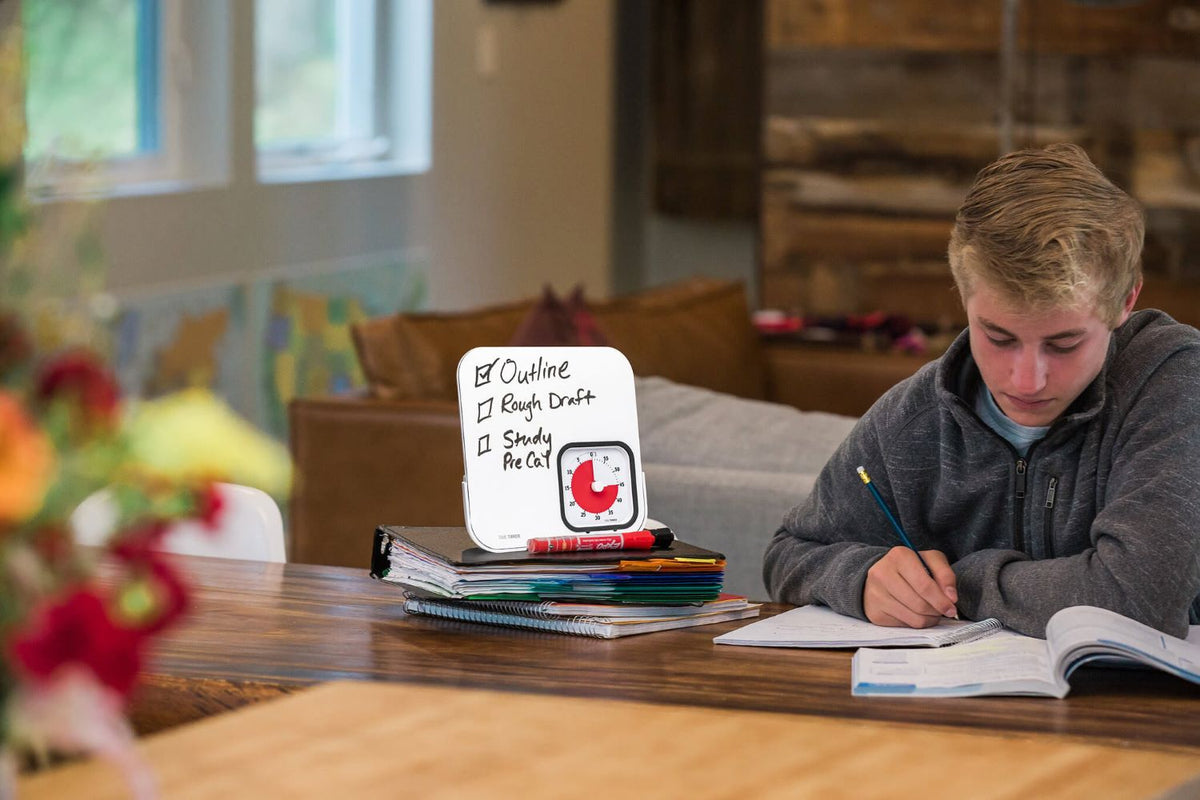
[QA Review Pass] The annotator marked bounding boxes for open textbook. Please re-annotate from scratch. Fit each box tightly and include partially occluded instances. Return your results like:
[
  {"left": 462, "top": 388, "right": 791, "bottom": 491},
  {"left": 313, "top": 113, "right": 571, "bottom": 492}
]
[{"left": 852, "top": 605, "right": 1200, "bottom": 698}]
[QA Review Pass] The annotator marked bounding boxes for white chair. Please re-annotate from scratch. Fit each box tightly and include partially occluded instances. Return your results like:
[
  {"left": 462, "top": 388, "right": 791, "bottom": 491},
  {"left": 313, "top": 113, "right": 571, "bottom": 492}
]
[{"left": 70, "top": 482, "right": 286, "bottom": 563}]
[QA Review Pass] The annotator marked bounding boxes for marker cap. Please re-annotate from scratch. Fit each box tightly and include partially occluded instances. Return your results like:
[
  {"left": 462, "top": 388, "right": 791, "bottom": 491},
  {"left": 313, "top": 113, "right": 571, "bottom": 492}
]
[{"left": 650, "top": 528, "right": 675, "bottom": 548}]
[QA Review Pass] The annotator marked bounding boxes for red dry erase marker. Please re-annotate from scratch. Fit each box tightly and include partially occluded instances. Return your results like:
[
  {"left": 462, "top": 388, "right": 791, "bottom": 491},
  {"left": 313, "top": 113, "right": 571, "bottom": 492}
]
[{"left": 526, "top": 527, "right": 674, "bottom": 554}]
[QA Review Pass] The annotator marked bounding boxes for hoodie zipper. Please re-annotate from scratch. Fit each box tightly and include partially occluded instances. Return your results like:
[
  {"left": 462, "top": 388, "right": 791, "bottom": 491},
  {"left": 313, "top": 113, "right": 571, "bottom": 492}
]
[
  {"left": 1042, "top": 476, "right": 1058, "bottom": 558},
  {"left": 1013, "top": 458, "right": 1027, "bottom": 553}
]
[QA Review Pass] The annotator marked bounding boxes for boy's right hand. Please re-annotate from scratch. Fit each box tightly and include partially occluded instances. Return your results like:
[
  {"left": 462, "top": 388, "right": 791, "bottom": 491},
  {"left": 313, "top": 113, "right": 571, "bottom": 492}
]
[{"left": 863, "top": 546, "right": 958, "bottom": 628}]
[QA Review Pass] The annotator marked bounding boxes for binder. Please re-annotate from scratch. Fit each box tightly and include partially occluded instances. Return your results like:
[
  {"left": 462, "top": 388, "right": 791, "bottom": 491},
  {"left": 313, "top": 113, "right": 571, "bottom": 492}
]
[{"left": 370, "top": 525, "right": 725, "bottom": 577}]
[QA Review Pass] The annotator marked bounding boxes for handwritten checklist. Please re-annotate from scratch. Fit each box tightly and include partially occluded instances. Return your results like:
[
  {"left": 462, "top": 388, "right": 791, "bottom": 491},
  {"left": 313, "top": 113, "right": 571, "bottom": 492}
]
[{"left": 456, "top": 347, "right": 645, "bottom": 552}]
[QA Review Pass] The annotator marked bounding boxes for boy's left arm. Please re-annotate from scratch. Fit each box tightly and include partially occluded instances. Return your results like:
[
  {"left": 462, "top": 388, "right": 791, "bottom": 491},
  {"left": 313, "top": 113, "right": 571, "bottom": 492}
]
[{"left": 953, "top": 347, "right": 1200, "bottom": 638}]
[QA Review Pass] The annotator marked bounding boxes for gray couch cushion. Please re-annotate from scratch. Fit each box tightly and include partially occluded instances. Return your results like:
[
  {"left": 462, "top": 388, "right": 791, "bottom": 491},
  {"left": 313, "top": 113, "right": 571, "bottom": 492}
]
[{"left": 635, "top": 376, "right": 857, "bottom": 600}]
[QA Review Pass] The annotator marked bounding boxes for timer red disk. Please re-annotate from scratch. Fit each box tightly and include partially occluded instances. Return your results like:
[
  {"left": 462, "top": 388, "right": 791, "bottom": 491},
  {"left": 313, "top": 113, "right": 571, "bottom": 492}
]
[{"left": 570, "top": 459, "right": 618, "bottom": 513}]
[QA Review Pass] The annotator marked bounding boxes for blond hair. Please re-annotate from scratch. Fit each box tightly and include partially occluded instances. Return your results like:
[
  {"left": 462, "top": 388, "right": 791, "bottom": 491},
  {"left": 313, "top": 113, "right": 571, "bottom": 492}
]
[{"left": 948, "top": 143, "right": 1144, "bottom": 327}]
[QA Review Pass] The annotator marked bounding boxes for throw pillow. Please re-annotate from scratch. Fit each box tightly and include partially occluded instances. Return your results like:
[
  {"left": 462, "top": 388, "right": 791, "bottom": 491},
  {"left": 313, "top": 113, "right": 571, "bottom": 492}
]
[
  {"left": 508, "top": 284, "right": 609, "bottom": 347},
  {"left": 352, "top": 299, "right": 532, "bottom": 402},
  {"left": 565, "top": 285, "right": 609, "bottom": 346}
]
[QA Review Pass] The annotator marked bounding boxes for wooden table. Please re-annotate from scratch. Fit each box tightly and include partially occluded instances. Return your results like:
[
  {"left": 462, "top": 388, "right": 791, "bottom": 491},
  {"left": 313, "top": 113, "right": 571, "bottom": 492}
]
[
  {"left": 21, "top": 554, "right": 1200, "bottom": 797},
  {"left": 125, "top": 556, "right": 1200, "bottom": 751},
  {"left": 20, "top": 680, "right": 1200, "bottom": 799}
]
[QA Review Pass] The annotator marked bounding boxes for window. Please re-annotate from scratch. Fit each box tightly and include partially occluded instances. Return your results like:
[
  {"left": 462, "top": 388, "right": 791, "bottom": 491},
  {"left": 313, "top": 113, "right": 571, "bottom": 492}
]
[
  {"left": 256, "top": 0, "right": 377, "bottom": 158},
  {"left": 23, "top": 0, "right": 157, "bottom": 162},
  {"left": 20, "top": 0, "right": 431, "bottom": 196},
  {"left": 255, "top": 0, "right": 432, "bottom": 180},
  {"left": 23, "top": 0, "right": 228, "bottom": 196}
]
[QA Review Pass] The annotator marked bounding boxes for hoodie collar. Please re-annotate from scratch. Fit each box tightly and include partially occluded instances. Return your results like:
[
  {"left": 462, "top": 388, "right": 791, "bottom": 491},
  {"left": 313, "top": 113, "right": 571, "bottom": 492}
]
[{"left": 936, "top": 327, "right": 1111, "bottom": 434}]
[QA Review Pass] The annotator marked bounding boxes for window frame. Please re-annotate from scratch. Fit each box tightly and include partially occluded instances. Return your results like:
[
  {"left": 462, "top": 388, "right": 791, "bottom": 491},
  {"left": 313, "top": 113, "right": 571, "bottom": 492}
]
[
  {"left": 23, "top": 0, "right": 431, "bottom": 199},
  {"left": 23, "top": 0, "right": 231, "bottom": 199}
]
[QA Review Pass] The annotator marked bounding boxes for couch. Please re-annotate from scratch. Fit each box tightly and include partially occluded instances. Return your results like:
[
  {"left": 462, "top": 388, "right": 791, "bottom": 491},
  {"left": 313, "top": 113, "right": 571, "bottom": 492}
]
[{"left": 288, "top": 278, "right": 929, "bottom": 600}]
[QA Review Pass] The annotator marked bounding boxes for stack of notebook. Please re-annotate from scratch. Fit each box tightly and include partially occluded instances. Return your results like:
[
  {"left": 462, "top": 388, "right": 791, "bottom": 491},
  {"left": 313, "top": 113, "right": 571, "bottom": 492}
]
[{"left": 370, "top": 526, "right": 760, "bottom": 638}]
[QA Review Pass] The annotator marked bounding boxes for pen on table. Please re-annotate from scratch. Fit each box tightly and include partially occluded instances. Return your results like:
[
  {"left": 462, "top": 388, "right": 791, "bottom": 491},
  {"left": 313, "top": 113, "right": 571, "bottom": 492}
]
[
  {"left": 856, "top": 465, "right": 955, "bottom": 616},
  {"left": 526, "top": 527, "right": 674, "bottom": 554}
]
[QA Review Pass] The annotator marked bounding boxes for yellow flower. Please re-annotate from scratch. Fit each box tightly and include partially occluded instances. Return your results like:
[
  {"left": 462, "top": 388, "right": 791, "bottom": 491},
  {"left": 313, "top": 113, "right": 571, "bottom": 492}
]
[
  {"left": 0, "top": 391, "right": 55, "bottom": 524},
  {"left": 124, "top": 388, "right": 292, "bottom": 498}
]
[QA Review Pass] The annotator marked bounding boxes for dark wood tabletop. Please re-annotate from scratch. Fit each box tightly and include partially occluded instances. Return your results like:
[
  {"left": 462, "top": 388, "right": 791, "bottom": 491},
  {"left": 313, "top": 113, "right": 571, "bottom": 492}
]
[{"left": 128, "top": 554, "right": 1200, "bottom": 750}]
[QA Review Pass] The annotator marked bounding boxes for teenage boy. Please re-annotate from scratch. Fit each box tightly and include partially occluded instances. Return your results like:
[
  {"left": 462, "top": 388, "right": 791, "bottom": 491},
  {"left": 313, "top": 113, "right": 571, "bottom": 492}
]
[{"left": 763, "top": 143, "right": 1200, "bottom": 637}]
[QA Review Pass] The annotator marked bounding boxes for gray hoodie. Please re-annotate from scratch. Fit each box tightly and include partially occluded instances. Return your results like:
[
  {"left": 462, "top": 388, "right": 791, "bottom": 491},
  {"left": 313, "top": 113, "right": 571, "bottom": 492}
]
[{"left": 764, "top": 309, "right": 1200, "bottom": 638}]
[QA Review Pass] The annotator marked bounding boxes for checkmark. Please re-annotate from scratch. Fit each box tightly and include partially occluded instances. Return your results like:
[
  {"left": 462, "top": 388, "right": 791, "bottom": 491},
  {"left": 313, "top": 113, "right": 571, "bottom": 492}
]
[
  {"left": 477, "top": 434, "right": 491, "bottom": 456},
  {"left": 475, "top": 359, "right": 498, "bottom": 388},
  {"left": 477, "top": 397, "right": 494, "bottom": 423}
]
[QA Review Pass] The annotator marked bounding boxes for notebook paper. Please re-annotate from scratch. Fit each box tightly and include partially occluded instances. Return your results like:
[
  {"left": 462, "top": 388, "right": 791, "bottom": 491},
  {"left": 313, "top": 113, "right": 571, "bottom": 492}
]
[{"left": 713, "top": 604, "right": 1001, "bottom": 649}]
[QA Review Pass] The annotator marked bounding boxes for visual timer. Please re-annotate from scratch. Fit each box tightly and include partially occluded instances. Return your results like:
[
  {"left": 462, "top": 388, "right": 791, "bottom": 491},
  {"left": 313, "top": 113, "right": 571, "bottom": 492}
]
[{"left": 557, "top": 441, "right": 639, "bottom": 531}]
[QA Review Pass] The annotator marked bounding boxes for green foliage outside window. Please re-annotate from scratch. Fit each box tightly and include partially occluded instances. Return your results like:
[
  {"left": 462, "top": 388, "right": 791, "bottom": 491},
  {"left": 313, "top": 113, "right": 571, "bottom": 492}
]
[{"left": 22, "top": 0, "right": 139, "bottom": 161}]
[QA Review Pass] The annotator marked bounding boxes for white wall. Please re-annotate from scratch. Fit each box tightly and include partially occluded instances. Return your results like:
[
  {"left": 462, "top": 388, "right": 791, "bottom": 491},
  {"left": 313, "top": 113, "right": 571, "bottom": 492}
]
[{"left": 427, "top": 1, "right": 614, "bottom": 308}]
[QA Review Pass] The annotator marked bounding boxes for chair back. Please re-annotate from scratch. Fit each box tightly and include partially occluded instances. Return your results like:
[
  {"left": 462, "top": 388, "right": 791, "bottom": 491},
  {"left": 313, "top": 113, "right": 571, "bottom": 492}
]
[{"left": 71, "top": 483, "right": 286, "bottom": 563}]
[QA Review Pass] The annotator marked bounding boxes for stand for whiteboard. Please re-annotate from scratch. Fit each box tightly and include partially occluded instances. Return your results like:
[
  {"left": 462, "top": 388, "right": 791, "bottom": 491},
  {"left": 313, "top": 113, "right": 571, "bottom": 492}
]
[{"left": 456, "top": 346, "right": 647, "bottom": 552}]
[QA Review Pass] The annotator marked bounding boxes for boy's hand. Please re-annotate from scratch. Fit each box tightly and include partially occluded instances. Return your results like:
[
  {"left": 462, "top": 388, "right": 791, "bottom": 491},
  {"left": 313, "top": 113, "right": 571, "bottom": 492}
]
[{"left": 863, "top": 547, "right": 958, "bottom": 628}]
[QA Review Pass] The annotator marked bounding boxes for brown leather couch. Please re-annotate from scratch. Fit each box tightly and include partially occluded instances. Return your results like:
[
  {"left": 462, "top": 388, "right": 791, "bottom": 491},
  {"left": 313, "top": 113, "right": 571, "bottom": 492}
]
[{"left": 288, "top": 278, "right": 931, "bottom": 567}]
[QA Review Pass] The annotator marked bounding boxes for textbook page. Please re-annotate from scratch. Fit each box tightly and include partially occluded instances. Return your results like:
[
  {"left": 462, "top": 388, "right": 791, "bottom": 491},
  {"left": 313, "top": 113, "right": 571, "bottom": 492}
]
[
  {"left": 1046, "top": 606, "right": 1200, "bottom": 683},
  {"left": 714, "top": 604, "right": 1000, "bottom": 648},
  {"left": 851, "top": 630, "right": 1067, "bottom": 698}
]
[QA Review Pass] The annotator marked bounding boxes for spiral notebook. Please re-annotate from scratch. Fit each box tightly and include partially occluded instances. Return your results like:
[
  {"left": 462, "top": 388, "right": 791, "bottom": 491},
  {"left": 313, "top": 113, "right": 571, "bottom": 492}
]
[
  {"left": 713, "top": 604, "right": 1001, "bottom": 649},
  {"left": 403, "top": 595, "right": 761, "bottom": 639}
]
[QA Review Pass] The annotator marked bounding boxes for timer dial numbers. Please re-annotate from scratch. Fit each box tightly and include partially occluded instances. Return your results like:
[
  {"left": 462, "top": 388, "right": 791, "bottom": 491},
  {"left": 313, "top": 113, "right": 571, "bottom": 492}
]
[
  {"left": 570, "top": 457, "right": 619, "bottom": 513},
  {"left": 558, "top": 442, "right": 639, "bottom": 531}
]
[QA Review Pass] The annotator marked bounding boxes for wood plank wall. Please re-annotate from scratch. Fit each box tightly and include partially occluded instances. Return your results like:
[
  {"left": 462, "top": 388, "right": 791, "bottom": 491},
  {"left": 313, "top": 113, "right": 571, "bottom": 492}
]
[{"left": 761, "top": 0, "right": 1200, "bottom": 328}]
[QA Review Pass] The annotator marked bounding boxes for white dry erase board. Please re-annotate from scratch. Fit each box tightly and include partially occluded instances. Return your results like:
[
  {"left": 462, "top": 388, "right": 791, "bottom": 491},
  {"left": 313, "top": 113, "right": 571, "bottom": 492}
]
[{"left": 456, "top": 346, "right": 648, "bottom": 552}]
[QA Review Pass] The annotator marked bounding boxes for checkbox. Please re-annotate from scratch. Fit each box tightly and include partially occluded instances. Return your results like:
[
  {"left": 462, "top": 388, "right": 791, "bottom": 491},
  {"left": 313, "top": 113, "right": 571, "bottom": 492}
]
[
  {"left": 477, "top": 434, "right": 491, "bottom": 456},
  {"left": 477, "top": 397, "right": 494, "bottom": 423},
  {"left": 475, "top": 359, "right": 498, "bottom": 388}
]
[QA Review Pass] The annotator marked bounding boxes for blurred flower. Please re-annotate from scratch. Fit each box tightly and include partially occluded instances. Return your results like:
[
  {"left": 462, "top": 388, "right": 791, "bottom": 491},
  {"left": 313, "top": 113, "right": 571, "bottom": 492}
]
[
  {"left": 125, "top": 387, "right": 292, "bottom": 498},
  {"left": 193, "top": 483, "right": 225, "bottom": 529},
  {"left": 9, "top": 589, "right": 143, "bottom": 697},
  {"left": 109, "top": 526, "right": 191, "bottom": 637},
  {"left": 7, "top": 668, "right": 156, "bottom": 800},
  {"left": 0, "top": 23, "right": 291, "bottom": 797},
  {"left": 0, "top": 390, "right": 55, "bottom": 524},
  {"left": 0, "top": 324, "right": 288, "bottom": 799},
  {"left": 34, "top": 348, "right": 121, "bottom": 432}
]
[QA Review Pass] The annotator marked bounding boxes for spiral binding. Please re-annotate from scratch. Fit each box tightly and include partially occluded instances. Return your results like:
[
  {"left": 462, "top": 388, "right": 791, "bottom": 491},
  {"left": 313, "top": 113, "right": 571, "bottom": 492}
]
[
  {"left": 403, "top": 597, "right": 609, "bottom": 638},
  {"left": 442, "top": 598, "right": 558, "bottom": 618},
  {"left": 938, "top": 617, "right": 1003, "bottom": 646}
]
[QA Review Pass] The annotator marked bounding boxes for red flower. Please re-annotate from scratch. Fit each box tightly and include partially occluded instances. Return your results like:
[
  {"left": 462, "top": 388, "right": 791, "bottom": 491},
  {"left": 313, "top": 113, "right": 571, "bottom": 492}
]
[
  {"left": 110, "top": 519, "right": 171, "bottom": 556},
  {"left": 110, "top": 524, "right": 191, "bottom": 635},
  {"left": 194, "top": 483, "right": 225, "bottom": 529},
  {"left": 9, "top": 589, "right": 144, "bottom": 696},
  {"left": 34, "top": 350, "right": 121, "bottom": 430},
  {"left": 128, "top": 555, "right": 190, "bottom": 636}
]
